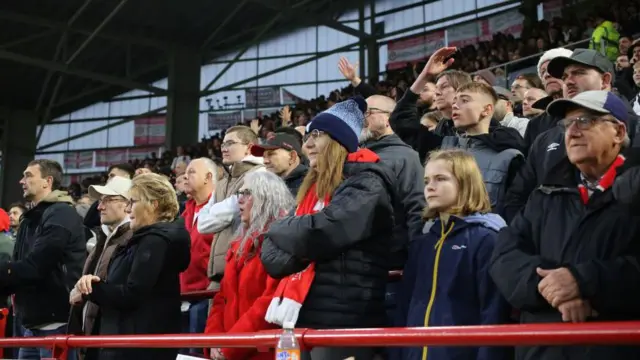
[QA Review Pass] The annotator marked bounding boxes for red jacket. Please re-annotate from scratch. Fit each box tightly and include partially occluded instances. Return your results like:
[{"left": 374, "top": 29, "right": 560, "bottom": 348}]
[
  {"left": 180, "top": 196, "right": 214, "bottom": 293},
  {"left": 205, "top": 235, "right": 280, "bottom": 360}
]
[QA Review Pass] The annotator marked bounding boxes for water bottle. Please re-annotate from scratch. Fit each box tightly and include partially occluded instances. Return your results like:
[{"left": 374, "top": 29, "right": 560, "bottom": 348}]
[{"left": 276, "top": 321, "right": 300, "bottom": 360}]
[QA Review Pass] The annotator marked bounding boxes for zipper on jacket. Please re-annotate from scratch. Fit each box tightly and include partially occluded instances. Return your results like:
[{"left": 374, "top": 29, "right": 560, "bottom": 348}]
[{"left": 421, "top": 221, "right": 454, "bottom": 360}]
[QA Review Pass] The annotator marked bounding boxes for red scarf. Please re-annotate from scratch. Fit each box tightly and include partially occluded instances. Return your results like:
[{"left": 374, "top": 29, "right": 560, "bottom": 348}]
[
  {"left": 264, "top": 183, "right": 330, "bottom": 326},
  {"left": 578, "top": 154, "right": 625, "bottom": 204},
  {"left": 264, "top": 149, "right": 380, "bottom": 326}
]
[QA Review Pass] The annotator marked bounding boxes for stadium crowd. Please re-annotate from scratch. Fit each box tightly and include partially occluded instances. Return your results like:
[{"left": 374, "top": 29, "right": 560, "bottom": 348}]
[{"left": 2, "top": 2, "right": 640, "bottom": 360}]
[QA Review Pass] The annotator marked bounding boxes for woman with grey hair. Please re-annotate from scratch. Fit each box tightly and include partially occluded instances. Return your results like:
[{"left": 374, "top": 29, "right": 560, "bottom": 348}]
[{"left": 204, "top": 171, "right": 294, "bottom": 360}]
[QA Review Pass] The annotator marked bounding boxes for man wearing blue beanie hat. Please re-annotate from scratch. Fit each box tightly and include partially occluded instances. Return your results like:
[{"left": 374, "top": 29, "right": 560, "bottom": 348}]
[{"left": 307, "top": 96, "right": 367, "bottom": 153}]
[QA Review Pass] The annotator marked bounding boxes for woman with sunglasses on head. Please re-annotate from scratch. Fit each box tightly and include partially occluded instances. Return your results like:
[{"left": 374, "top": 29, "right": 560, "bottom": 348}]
[
  {"left": 205, "top": 171, "right": 295, "bottom": 360},
  {"left": 72, "top": 173, "right": 190, "bottom": 360},
  {"left": 261, "top": 97, "right": 396, "bottom": 360}
]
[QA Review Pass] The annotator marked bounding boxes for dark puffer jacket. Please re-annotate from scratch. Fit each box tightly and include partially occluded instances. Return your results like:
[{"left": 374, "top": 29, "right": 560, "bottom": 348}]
[{"left": 260, "top": 150, "right": 395, "bottom": 329}]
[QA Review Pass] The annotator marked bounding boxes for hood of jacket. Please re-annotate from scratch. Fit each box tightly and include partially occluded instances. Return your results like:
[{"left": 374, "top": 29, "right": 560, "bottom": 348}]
[
  {"left": 41, "top": 190, "right": 74, "bottom": 204},
  {"left": 230, "top": 155, "right": 264, "bottom": 177},
  {"left": 362, "top": 133, "right": 413, "bottom": 153},
  {"left": 463, "top": 212, "right": 507, "bottom": 232},
  {"left": 285, "top": 163, "right": 308, "bottom": 182},
  {"left": 343, "top": 148, "right": 396, "bottom": 199},
  {"left": 471, "top": 126, "right": 526, "bottom": 153},
  {"left": 131, "top": 219, "right": 190, "bottom": 272}
]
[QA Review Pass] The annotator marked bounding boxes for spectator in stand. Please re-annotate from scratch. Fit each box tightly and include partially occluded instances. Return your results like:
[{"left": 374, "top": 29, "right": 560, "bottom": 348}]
[
  {"left": 197, "top": 126, "right": 265, "bottom": 291},
  {"left": 261, "top": 97, "right": 395, "bottom": 360},
  {"left": 396, "top": 149, "right": 510, "bottom": 360},
  {"left": 175, "top": 173, "right": 189, "bottom": 214},
  {"left": 473, "top": 69, "right": 497, "bottom": 86},
  {"left": 205, "top": 171, "right": 294, "bottom": 360},
  {"left": 522, "top": 47, "right": 573, "bottom": 151},
  {"left": 511, "top": 73, "right": 544, "bottom": 116},
  {"left": 589, "top": 10, "right": 621, "bottom": 62},
  {"left": 135, "top": 167, "right": 153, "bottom": 176},
  {"left": 68, "top": 176, "right": 133, "bottom": 360},
  {"left": 390, "top": 47, "right": 473, "bottom": 162},
  {"left": 180, "top": 158, "right": 217, "bottom": 354},
  {"left": 491, "top": 91, "right": 640, "bottom": 360},
  {"left": 420, "top": 110, "right": 445, "bottom": 132},
  {"left": 494, "top": 86, "right": 530, "bottom": 137},
  {"left": 504, "top": 48, "right": 640, "bottom": 222},
  {"left": 522, "top": 88, "right": 548, "bottom": 118},
  {"left": 84, "top": 163, "right": 136, "bottom": 230},
  {"left": 631, "top": 61, "right": 640, "bottom": 113},
  {"left": 171, "top": 146, "right": 191, "bottom": 170},
  {"left": 360, "top": 94, "right": 425, "bottom": 323},
  {"left": 8, "top": 203, "right": 26, "bottom": 238},
  {"left": 72, "top": 173, "right": 190, "bottom": 360},
  {"left": 0, "top": 209, "right": 14, "bottom": 264},
  {"left": 5, "top": 159, "right": 86, "bottom": 360},
  {"left": 250, "top": 133, "right": 308, "bottom": 195}
]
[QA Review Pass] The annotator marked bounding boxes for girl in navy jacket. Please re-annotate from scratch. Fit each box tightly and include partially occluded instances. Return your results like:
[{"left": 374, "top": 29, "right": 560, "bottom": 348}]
[{"left": 396, "top": 149, "right": 511, "bottom": 360}]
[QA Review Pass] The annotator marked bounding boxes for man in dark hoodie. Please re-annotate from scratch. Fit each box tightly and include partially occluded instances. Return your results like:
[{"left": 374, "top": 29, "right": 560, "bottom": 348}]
[
  {"left": 503, "top": 48, "right": 640, "bottom": 222},
  {"left": 4, "top": 159, "right": 85, "bottom": 359}
]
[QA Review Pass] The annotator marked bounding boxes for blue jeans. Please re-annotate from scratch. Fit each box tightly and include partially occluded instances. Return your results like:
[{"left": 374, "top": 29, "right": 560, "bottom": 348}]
[
  {"left": 180, "top": 300, "right": 209, "bottom": 355},
  {"left": 18, "top": 325, "right": 77, "bottom": 360}
]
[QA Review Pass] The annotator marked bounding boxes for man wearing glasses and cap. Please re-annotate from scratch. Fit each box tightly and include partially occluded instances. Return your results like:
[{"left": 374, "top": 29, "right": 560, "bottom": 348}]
[
  {"left": 503, "top": 48, "right": 640, "bottom": 222},
  {"left": 251, "top": 133, "right": 308, "bottom": 196},
  {"left": 492, "top": 90, "right": 640, "bottom": 360}
]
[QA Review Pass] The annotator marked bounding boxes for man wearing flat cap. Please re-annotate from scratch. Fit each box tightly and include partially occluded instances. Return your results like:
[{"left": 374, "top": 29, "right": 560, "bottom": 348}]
[{"left": 491, "top": 90, "right": 640, "bottom": 360}]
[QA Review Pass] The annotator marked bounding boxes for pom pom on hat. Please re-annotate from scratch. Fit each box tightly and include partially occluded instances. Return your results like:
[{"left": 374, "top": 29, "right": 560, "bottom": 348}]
[{"left": 308, "top": 96, "right": 367, "bottom": 153}]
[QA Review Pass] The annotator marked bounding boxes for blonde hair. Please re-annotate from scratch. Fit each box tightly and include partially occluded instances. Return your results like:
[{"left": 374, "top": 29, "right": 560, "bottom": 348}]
[
  {"left": 226, "top": 125, "right": 259, "bottom": 145},
  {"left": 457, "top": 82, "right": 499, "bottom": 105},
  {"left": 436, "top": 70, "right": 472, "bottom": 91},
  {"left": 296, "top": 137, "right": 348, "bottom": 203},
  {"left": 422, "top": 149, "right": 491, "bottom": 219},
  {"left": 130, "top": 173, "right": 179, "bottom": 222}
]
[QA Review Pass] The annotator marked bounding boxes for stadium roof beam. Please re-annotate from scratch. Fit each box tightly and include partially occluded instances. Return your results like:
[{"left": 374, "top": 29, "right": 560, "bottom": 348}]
[
  {"left": 0, "top": 48, "right": 168, "bottom": 94},
  {"left": 0, "top": 9, "right": 171, "bottom": 50},
  {"left": 36, "top": 0, "right": 130, "bottom": 145},
  {"left": 0, "top": 29, "right": 55, "bottom": 49},
  {"left": 200, "top": 0, "right": 250, "bottom": 51},
  {"left": 202, "top": 40, "right": 360, "bottom": 96},
  {"left": 201, "top": 11, "right": 283, "bottom": 92}
]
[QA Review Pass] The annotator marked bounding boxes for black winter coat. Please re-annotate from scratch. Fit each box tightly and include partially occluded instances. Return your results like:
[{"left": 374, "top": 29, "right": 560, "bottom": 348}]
[
  {"left": 85, "top": 220, "right": 190, "bottom": 360},
  {"left": 283, "top": 164, "right": 308, "bottom": 197},
  {"left": 260, "top": 154, "right": 395, "bottom": 329},
  {"left": 2, "top": 192, "right": 86, "bottom": 328},
  {"left": 490, "top": 154, "right": 640, "bottom": 360}
]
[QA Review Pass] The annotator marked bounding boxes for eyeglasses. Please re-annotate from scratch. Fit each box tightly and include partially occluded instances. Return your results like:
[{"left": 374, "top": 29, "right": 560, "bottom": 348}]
[
  {"left": 557, "top": 115, "right": 619, "bottom": 130},
  {"left": 221, "top": 140, "right": 247, "bottom": 149},
  {"left": 365, "top": 107, "right": 391, "bottom": 117},
  {"left": 99, "top": 196, "right": 125, "bottom": 205},
  {"left": 303, "top": 129, "right": 326, "bottom": 143},
  {"left": 235, "top": 189, "right": 252, "bottom": 198},
  {"left": 126, "top": 199, "right": 139, "bottom": 208}
]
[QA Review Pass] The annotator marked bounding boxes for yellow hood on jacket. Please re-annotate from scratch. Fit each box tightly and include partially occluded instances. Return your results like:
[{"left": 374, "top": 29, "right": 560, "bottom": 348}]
[{"left": 41, "top": 190, "right": 74, "bottom": 204}]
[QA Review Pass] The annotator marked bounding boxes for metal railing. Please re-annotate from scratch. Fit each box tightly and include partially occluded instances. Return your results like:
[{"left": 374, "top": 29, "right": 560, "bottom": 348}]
[{"left": 0, "top": 322, "right": 639, "bottom": 360}]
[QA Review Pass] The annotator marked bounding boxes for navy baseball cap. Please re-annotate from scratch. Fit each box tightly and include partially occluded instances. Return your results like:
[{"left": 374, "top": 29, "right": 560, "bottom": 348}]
[
  {"left": 547, "top": 48, "right": 615, "bottom": 80},
  {"left": 546, "top": 90, "right": 628, "bottom": 124}
]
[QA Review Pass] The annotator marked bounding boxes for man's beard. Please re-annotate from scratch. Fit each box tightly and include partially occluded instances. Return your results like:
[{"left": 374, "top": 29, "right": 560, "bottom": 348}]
[{"left": 359, "top": 129, "right": 374, "bottom": 144}]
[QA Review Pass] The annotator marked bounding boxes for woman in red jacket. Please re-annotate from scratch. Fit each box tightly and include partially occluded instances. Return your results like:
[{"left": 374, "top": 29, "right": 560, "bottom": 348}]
[{"left": 205, "top": 171, "right": 295, "bottom": 360}]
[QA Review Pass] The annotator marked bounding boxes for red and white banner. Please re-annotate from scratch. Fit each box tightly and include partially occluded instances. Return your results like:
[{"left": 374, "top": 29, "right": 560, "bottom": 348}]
[
  {"left": 387, "top": 30, "right": 445, "bottom": 70},
  {"left": 95, "top": 149, "right": 127, "bottom": 167},
  {"left": 386, "top": 9, "right": 523, "bottom": 67},
  {"left": 542, "top": 0, "right": 563, "bottom": 21},
  {"left": 448, "top": 21, "right": 491, "bottom": 48},
  {"left": 488, "top": 9, "right": 524, "bottom": 38},
  {"left": 63, "top": 153, "right": 79, "bottom": 170},
  {"left": 133, "top": 116, "right": 166, "bottom": 146},
  {"left": 77, "top": 151, "right": 94, "bottom": 169}
]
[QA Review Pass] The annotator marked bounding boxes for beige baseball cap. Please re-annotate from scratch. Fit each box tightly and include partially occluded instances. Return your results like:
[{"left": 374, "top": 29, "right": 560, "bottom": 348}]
[{"left": 89, "top": 176, "right": 132, "bottom": 200}]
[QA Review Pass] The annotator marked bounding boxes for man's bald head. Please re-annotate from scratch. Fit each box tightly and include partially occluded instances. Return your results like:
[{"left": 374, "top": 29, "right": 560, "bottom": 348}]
[
  {"left": 185, "top": 157, "right": 217, "bottom": 196},
  {"left": 366, "top": 95, "right": 396, "bottom": 113},
  {"left": 361, "top": 95, "right": 396, "bottom": 143}
]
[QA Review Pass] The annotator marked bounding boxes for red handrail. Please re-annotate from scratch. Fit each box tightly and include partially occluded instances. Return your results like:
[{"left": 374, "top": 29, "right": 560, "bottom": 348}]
[
  {"left": 180, "top": 270, "right": 405, "bottom": 301},
  {"left": 1, "top": 322, "right": 639, "bottom": 352}
]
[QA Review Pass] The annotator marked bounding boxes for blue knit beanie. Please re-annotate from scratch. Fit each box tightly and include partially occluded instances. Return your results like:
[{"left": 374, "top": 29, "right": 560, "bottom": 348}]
[{"left": 307, "top": 96, "right": 367, "bottom": 153}]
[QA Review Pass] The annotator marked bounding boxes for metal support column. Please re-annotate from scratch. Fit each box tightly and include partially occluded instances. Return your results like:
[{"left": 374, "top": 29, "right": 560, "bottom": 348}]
[
  {"left": 367, "top": 0, "right": 379, "bottom": 82},
  {"left": 0, "top": 108, "right": 37, "bottom": 207},
  {"left": 166, "top": 48, "right": 202, "bottom": 149},
  {"left": 358, "top": 3, "right": 366, "bottom": 80}
]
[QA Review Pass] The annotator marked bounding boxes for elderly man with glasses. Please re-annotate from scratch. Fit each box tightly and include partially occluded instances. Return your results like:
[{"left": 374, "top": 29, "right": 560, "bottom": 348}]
[{"left": 491, "top": 90, "right": 640, "bottom": 360}]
